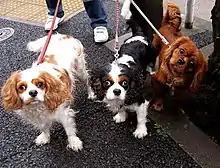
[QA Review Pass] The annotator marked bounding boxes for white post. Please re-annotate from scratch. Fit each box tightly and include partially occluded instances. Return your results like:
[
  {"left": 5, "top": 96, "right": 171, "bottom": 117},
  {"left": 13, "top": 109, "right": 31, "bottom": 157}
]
[{"left": 185, "top": 0, "right": 196, "bottom": 29}]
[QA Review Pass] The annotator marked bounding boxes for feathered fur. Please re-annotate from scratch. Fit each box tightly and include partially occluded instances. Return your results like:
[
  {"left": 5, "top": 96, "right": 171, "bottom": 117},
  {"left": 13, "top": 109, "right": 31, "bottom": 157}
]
[
  {"left": 151, "top": 3, "right": 208, "bottom": 112},
  {"left": 89, "top": 35, "right": 157, "bottom": 138},
  {"left": 1, "top": 33, "right": 87, "bottom": 151}
]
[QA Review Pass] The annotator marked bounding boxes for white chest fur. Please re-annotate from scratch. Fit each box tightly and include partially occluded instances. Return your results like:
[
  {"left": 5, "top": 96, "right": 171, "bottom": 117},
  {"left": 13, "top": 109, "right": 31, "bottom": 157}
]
[{"left": 15, "top": 103, "right": 54, "bottom": 129}]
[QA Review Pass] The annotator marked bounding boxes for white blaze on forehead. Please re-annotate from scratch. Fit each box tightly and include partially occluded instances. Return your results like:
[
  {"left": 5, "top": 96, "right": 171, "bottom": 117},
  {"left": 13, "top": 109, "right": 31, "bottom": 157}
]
[
  {"left": 125, "top": 36, "right": 148, "bottom": 46},
  {"left": 20, "top": 63, "right": 61, "bottom": 82},
  {"left": 20, "top": 68, "right": 40, "bottom": 81},
  {"left": 109, "top": 62, "right": 122, "bottom": 82},
  {"left": 117, "top": 54, "right": 134, "bottom": 67}
]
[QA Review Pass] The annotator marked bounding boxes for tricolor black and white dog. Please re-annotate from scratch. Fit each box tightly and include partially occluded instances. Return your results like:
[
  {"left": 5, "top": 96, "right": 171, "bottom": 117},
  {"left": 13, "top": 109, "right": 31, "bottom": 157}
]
[{"left": 89, "top": 34, "right": 157, "bottom": 138}]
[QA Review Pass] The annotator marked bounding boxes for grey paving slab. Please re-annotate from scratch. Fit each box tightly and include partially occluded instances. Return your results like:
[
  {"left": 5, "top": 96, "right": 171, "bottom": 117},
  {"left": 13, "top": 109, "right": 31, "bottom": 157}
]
[
  {"left": 149, "top": 111, "right": 220, "bottom": 168},
  {"left": 105, "top": 27, "right": 212, "bottom": 53},
  {"left": 181, "top": 26, "right": 205, "bottom": 36},
  {"left": 105, "top": 32, "right": 132, "bottom": 52},
  {"left": 200, "top": 43, "right": 214, "bottom": 58},
  {"left": 0, "top": 1, "right": 202, "bottom": 167}
]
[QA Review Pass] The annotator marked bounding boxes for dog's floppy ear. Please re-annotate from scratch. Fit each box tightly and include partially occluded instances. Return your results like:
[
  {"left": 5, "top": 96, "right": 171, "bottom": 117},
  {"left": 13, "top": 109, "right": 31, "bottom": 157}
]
[
  {"left": 88, "top": 69, "right": 106, "bottom": 101},
  {"left": 39, "top": 71, "right": 73, "bottom": 111},
  {"left": 125, "top": 68, "right": 145, "bottom": 105},
  {"left": 190, "top": 52, "right": 208, "bottom": 92},
  {"left": 1, "top": 71, "right": 22, "bottom": 111}
]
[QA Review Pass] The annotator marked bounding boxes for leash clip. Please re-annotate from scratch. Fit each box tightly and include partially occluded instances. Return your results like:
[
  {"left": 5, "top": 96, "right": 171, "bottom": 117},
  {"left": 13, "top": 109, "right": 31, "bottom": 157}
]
[
  {"left": 114, "top": 47, "right": 119, "bottom": 59},
  {"left": 114, "top": 47, "right": 119, "bottom": 63}
]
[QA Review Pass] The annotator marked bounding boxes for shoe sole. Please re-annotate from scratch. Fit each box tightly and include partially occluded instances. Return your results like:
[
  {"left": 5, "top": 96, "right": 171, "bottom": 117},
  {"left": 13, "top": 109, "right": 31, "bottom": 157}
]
[
  {"left": 44, "top": 17, "right": 65, "bottom": 31},
  {"left": 94, "top": 39, "right": 109, "bottom": 44},
  {"left": 94, "top": 37, "right": 109, "bottom": 43}
]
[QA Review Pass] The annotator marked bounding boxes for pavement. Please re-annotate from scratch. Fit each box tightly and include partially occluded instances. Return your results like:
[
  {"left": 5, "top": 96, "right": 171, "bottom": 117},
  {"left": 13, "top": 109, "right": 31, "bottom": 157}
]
[
  {"left": 164, "top": 0, "right": 215, "bottom": 22},
  {"left": 0, "top": 0, "right": 84, "bottom": 26},
  {"left": 0, "top": 0, "right": 220, "bottom": 168}
]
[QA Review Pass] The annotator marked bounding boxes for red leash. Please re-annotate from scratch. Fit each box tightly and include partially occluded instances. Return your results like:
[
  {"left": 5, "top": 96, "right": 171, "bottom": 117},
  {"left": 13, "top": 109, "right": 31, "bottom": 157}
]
[
  {"left": 36, "top": 0, "right": 61, "bottom": 65},
  {"left": 114, "top": 0, "right": 120, "bottom": 60}
]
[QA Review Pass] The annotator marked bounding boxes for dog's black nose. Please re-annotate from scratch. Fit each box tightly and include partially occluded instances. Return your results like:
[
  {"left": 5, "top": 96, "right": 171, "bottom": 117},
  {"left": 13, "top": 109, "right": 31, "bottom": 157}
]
[
  {"left": 113, "top": 89, "right": 121, "bottom": 96},
  {"left": 177, "top": 58, "right": 185, "bottom": 65},
  {"left": 29, "top": 90, "right": 38, "bottom": 97}
]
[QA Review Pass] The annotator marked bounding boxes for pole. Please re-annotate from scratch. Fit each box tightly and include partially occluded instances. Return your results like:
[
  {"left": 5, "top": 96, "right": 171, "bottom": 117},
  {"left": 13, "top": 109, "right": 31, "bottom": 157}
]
[{"left": 184, "top": 0, "right": 196, "bottom": 29}]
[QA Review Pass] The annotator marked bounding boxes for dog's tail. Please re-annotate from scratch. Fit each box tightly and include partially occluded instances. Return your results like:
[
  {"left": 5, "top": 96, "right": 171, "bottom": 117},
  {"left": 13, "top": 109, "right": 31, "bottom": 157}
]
[
  {"left": 27, "top": 33, "right": 67, "bottom": 52},
  {"left": 162, "top": 3, "right": 182, "bottom": 30},
  {"left": 26, "top": 35, "right": 48, "bottom": 52}
]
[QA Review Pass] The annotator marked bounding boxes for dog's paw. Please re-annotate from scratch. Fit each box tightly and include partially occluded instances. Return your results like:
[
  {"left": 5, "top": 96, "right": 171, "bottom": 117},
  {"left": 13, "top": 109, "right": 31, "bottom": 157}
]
[
  {"left": 35, "top": 132, "right": 50, "bottom": 145},
  {"left": 133, "top": 126, "right": 148, "bottom": 139},
  {"left": 121, "top": 8, "right": 132, "bottom": 20},
  {"left": 67, "top": 136, "right": 83, "bottom": 151},
  {"left": 113, "top": 113, "right": 126, "bottom": 123}
]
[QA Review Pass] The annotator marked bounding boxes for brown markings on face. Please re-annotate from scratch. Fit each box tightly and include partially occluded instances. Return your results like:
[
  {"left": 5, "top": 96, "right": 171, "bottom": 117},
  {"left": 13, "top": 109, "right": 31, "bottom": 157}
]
[
  {"left": 119, "top": 75, "right": 129, "bottom": 89},
  {"left": 32, "top": 78, "right": 46, "bottom": 91},
  {"left": 102, "top": 75, "right": 113, "bottom": 89},
  {"left": 16, "top": 81, "right": 27, "bottom": 94}
]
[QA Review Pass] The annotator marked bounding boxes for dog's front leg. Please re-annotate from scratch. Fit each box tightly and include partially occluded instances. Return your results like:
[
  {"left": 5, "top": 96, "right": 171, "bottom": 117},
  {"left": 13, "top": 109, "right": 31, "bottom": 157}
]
[
  {"left": 35, "top": 124, "right": 51, "bottom": 146},
  {"left": 59, "top": 108, "right": 83, "bottom": 151},
  {"left": 113, "top": 106, "right": 127, "bottom": 123},
  {"left": 133, "top": 100, "right": 148, "bottom": 139}
]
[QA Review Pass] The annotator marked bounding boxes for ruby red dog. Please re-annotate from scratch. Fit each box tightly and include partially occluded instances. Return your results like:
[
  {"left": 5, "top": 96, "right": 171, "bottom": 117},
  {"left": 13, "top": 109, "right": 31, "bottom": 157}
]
[{"left": 151, "top": 3, "right": 208, "bottom": 111}]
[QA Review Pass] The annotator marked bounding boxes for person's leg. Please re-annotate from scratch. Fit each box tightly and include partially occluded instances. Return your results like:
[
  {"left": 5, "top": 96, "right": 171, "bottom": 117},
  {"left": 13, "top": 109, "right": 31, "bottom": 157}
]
[
  {"left": 83, "top": 0, "right": 108, "bottom": 43},
  {"left": 83, "top": 0, "right": 107, "bottom": 28},
  {"left": 130, "top": 0, "right": 163, "bottom": 41},
  {"left": 208, "top": 0, "right": 220, "bottom": 74},
  {"left": 46, "top": 0, "right": 64, "bottom": 17},
  {"left": 45, "top": 0, "right": 65, "bottom": 31}
]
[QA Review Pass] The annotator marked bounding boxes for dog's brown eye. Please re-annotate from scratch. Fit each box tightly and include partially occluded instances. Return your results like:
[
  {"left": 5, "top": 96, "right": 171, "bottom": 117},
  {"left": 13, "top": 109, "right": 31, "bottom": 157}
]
[
  {"left": 19, "top": 85, "right": 26, "bottom": 91},
  {"left": 105, "top": 80, "right": 111, "bottom": 87},
  {"left": 179, "top": 49, "right": 185, "bottom": 55},
  {"left": 37, "top": 82, "right": 44, "bottom": 88},
  {"left": 122, "top": 80, "right": 128, "bottom": 87}
]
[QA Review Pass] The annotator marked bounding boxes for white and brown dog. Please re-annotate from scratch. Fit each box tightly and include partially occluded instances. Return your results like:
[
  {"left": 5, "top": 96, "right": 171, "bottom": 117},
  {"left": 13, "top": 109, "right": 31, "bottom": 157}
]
[{"left": 1, "top": 33, "right": 89, "bottom": 151}]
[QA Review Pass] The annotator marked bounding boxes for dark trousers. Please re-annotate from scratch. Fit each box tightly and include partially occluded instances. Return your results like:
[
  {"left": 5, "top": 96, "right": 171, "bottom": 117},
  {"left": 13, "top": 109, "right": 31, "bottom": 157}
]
[
  {"left": 45, "top": 0, "right": 107, "bottom": 29},
  {"left": 130, "top": 0, "right": 163, "bottom": 41}
]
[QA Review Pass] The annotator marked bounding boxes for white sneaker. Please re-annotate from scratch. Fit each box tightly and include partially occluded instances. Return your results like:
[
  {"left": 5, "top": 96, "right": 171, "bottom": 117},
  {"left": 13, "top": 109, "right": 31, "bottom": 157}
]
[
  {"left": 94, "top": 26, "right": 109, "bottom": 43},
  {"left": 44, "top": 15, "right": 64, "bottom": 31}
]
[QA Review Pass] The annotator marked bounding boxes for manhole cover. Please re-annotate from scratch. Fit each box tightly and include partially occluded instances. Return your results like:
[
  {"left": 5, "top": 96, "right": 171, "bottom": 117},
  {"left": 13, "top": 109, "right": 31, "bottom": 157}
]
[{"left": 0, "top": 27, "right": 14, "bottom": 42}]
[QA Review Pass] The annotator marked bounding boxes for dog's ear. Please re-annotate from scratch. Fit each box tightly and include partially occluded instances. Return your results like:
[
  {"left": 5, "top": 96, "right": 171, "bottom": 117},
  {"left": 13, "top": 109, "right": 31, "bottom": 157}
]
[
  {"left": 163, "top": 37, "right": 190, "bottom": 63},
  {"left": 88, "top": 69, "right": 105, "bottom": 101},
  {"left": 190, "top": 52, "right": 208, "bottom": 92},
  {"left": 39, "top": 72, "right": 73, "bottom": 111},
  {"left": 1, "top": 71, "right": 22, "bottom": 111},
  {"left": 125, "top": 69, "right": 145, "bottom": 105}
]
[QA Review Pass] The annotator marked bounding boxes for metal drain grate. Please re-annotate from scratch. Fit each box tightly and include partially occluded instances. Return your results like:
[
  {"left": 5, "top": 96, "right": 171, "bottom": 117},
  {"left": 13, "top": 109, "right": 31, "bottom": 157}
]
[{"left": 0, "top": 27, "right": 14, "bottom": 42}]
